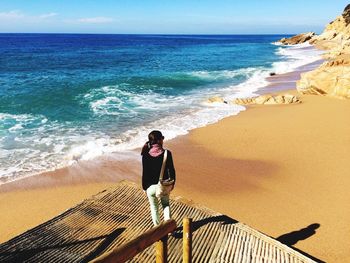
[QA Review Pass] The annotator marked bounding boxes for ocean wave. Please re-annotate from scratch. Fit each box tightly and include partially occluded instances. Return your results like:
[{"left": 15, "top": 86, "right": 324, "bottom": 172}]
[
  {"left": 0, "top": 113, "right": 51, "bottom": 179},
  {"left": 65, "top": 66, "right": 270, "bottom": 162},
  {"left": 0, "top": 113, "right": 48, "bottom": 128},
  {"left": 226, "top": 69, "right": 270, "bottom": 99},
  {"left": 82, "top": 85, "right": 191, "bottom": 116},
  {"left": 188, "top": 68, "right": 257, "bottom": 81},
  {"left": 0, "top": 112, "right": 100, "bottom": 181},
  {"left": 79, "top": 66, "right": 261, "bottom": 119},
  {"left": 65, "top": 103, "right": 246, "bottom": 162},
  {"left": 272, "top": 43, "right": 323, "bottom": 74},
  {"left": 271, "top": 41, "right": 284, "bottom": 46}
]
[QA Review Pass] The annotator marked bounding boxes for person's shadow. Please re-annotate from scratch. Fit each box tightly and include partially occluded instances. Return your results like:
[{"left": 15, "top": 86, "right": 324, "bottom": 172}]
[
  {"left": 277, "top": 223, "right": 320, "bottom": 246},
  {"left": 276, "top": 223, "right": 325, "bottom": 262}
]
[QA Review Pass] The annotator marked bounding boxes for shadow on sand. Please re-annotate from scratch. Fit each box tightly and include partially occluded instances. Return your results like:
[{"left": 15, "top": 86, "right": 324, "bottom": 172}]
[{"left": 277, "top": 223, "right": 325, "bottom": 263}]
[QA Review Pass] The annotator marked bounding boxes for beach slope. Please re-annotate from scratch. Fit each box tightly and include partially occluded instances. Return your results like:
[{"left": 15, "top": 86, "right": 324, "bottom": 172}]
[{"left": 168, "top": 92, "right": 350, "bottom": 261}]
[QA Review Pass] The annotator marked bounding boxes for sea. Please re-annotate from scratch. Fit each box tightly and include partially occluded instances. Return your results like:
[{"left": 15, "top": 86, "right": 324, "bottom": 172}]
[{"left": 0, "top": 34, "right": 323, "bottom": 182}]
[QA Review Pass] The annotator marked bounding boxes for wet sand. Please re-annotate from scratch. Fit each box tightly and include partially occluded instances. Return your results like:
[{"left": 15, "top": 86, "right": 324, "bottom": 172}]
[{"left": 1, "top": 61, "right": 350, "bottom": 262}]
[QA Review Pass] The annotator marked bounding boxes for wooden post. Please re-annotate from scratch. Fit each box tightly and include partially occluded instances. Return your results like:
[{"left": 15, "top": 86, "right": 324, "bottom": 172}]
[
  {"left": 91, "top": 219, "right": 176, "bottom": 263},
  {"left": 156, "top": 235, "right": 168, "bottom": 263},
  {"left": 183, "top": 217, "right": 192, "bottom": 263}
]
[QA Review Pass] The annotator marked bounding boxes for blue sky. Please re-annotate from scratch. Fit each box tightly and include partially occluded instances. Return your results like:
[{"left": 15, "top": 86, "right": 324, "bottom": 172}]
[{"left": 0, "top": 0, "right": 348, "bottom": 34}]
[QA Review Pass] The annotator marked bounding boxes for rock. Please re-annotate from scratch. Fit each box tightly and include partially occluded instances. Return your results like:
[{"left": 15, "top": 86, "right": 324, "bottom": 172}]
[
  {"left": 233, "top": 97, "right": 255, "bottom": 105},
  {"left": 295, "top": 4, "right": 350, "bottom": 99},
  {"left": 269, "top": 72, "right": 276, "bottom": 76},
  {"left": 232, "top": 94, "right": 301, "bottom": 105},
  {"left": 255, "top": 95, "right": 270, "bottom": 104},
  {"left": 278, "top": 32, "right": 316, "bottom": 45},
  {"left": 343, "top": 4, "right": 350, "bottom": 26},
  {"left": 207, "top": 96, "right": 227, "bottom": 104},
  {"left": 297, "top": 65, "right": 350, "bottom": 99}
]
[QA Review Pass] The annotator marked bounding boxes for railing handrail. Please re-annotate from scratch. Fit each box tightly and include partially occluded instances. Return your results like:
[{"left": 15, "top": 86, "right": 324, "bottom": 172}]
[{"left": 91, "top": 219, "right": 177, "bottom": 263}]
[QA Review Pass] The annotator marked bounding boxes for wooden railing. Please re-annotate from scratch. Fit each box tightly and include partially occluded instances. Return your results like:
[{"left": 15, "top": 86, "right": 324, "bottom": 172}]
[{"left": 91, "top": 218, "right": 193, "bottom": 263}]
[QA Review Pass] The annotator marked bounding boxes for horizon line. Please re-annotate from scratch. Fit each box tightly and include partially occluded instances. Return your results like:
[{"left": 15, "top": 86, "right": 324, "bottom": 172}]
[{"left": 0, "top": 32, "right": 299, "bottom": 36}]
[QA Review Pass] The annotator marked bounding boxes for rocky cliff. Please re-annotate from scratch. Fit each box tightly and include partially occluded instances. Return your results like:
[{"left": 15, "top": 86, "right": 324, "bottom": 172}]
[
  {"left": 280, "top": 5, "right": 350, "bottom": 99},
  {"left": 278, "top": 32, "right": 315, "bottom": 45},
  {"left": 299, "top": 5, "right": 350, "bottom": 99}
]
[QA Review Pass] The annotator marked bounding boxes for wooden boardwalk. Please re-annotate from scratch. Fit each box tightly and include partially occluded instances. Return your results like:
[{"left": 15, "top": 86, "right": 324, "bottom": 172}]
[{"left": 0, "top": 181, "right": 316, "bottom": 262}]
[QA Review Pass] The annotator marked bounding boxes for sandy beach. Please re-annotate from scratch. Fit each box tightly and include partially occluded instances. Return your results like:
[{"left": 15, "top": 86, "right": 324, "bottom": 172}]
[
  {"left": 1, "top": 64, "right": 350, "bottom": 262},
  {"left": 169, "top": 92, "right": 350, "bottom": 262}
]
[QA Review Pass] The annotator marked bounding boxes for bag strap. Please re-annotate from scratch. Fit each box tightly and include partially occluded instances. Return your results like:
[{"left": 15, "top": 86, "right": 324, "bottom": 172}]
[{"left": 159, "top": 150, "right": 168, "bottom": 181}]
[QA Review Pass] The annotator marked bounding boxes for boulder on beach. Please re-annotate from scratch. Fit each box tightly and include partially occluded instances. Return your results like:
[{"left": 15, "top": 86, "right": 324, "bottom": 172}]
[{"left": 297, "top": 65, "right": 350, "bottom": 99}]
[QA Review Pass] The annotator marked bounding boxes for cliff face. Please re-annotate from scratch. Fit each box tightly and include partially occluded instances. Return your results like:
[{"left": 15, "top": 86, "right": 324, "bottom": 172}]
[
  {"left": 279, "top": 32, "right": 315, "bottom": 45},
  {"left": 296, "top": 5, "right": 350, "bottom": 99}
]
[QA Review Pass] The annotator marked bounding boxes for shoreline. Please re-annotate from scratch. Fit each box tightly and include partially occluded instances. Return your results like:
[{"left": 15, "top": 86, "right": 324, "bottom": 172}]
[
  {"left": 0, "top": 52, "right": 324, "bottom": 189},
  {"left": 0, "top": 56, "right": 321, "bottom": 221},
  {"left": 2, "top": 49, "right": 348, "bottom": 261},
  {"left": 0, "top": 43, "right": 322, "bottom": 186}
]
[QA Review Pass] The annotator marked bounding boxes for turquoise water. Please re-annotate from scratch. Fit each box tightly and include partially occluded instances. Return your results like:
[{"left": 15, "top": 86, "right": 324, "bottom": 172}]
[{"left": 0, "top": 34, "right": 322, "bottom": 181}]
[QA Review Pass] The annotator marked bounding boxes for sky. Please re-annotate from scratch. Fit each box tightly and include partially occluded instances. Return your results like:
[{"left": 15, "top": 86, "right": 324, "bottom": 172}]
[{"left": 0, "top": 0, "right": 348, "bottom": 34}]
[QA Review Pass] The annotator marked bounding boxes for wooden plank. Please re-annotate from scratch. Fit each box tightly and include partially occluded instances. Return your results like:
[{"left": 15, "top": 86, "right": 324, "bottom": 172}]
[
  {"left": 0, "top": 181, "right": 317, "bottom": 263},
  {"left": 91, "top": 220, "right": 176, "bottom": 263}
]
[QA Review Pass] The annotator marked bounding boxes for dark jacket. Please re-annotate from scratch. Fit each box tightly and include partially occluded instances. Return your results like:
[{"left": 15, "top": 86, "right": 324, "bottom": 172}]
[{"left": 142, "top": 150, "right": 176, "bottom": 190}]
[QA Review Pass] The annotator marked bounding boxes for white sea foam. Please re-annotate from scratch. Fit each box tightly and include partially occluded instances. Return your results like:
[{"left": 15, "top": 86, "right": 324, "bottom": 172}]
[
  {"left": 0, "top": 112, "right": 45, "bottom": 123},
  {"left": 189, "top": 67, "right": 257, "bottom": 80},
  {"left": 271, "top": 41, "right": 313, "bottom": 47},
  {"left": 225, "top": 69, "right": 270, "bottom": 99},
  {"left": 271, "top": 41, "right": 284, "bottom": 46},
  {"left": 84, "top": 85, "right": 188, "bottom": 116},
  {"left": 0, "top": 112, "right": 95, "bottom": 181},
  {"left": 64, "top": 65, "right": 272, "bottom": 162},
  {"left": 272, "top": 43, "right": 323, "bottom": 74},
  {"left": 65, "top": 103, "right": 246, "bottom": 162}
]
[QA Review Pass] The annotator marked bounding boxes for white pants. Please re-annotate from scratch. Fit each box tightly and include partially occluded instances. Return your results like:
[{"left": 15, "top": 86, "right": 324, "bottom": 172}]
[{"left": 146, "top": 184, "right": 171, "bottom": 226}]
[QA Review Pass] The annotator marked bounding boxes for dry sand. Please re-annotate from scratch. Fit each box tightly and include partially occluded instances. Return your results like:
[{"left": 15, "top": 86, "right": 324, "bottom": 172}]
[
  {"left": 0, "top": 154, "right": 141, "bottom": 242},
  {"left": 1, "top": 67, "right": 350, "bottom": 262},
  {"left": 168, "top": 92, "right": 350, "bottom": 262}
]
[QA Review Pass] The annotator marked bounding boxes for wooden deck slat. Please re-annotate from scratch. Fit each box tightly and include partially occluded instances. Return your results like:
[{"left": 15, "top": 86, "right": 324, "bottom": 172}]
[{"left": 0, "top": 181, "right": 316, "bottom": 263}]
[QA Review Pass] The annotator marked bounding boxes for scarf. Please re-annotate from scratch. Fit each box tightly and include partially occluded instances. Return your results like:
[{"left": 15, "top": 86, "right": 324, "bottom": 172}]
[{"left": 149, "top": 143, "right": 164, "bottom": 157}]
